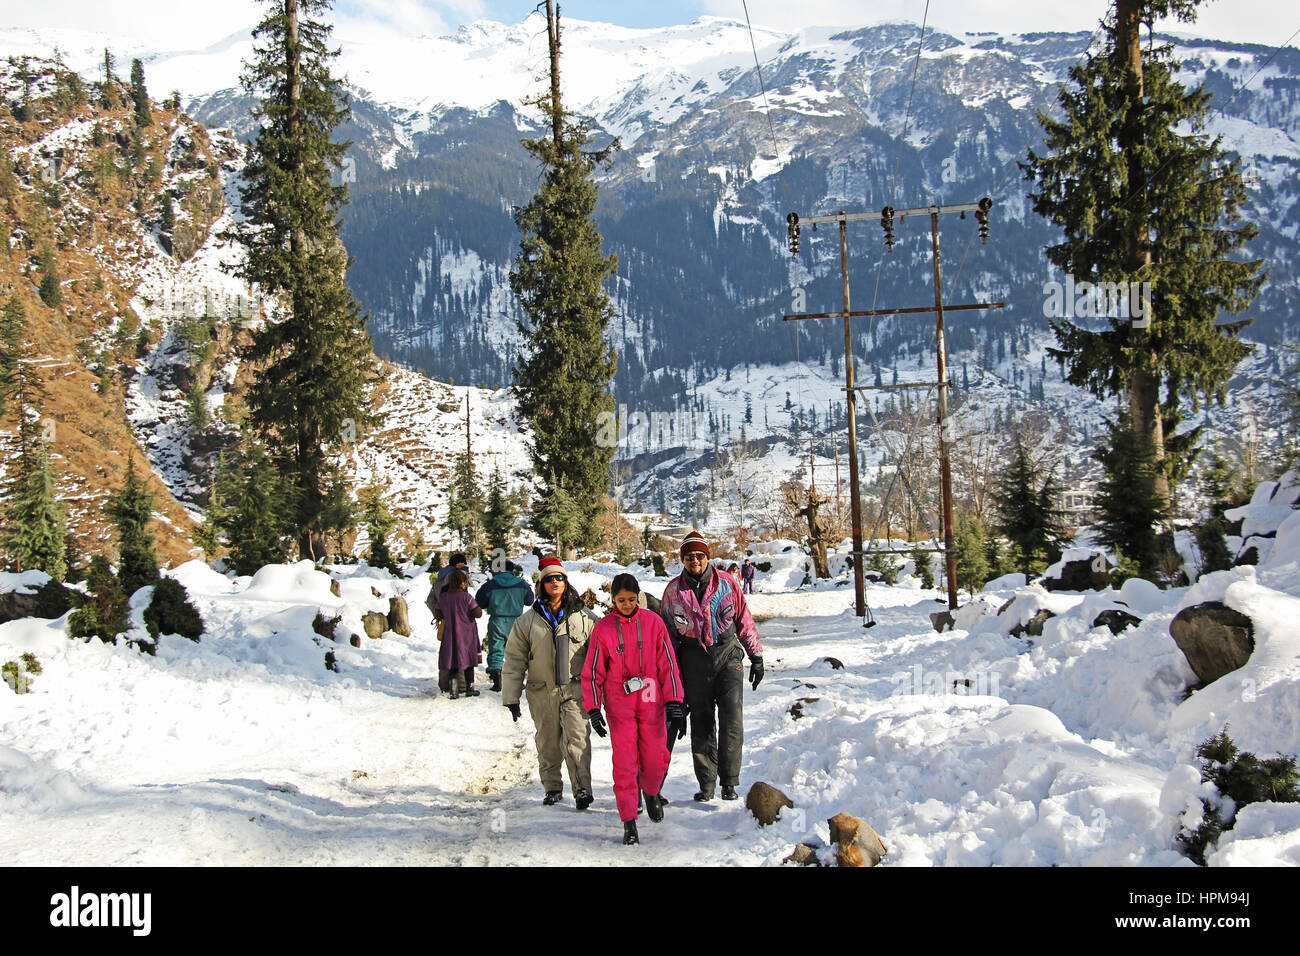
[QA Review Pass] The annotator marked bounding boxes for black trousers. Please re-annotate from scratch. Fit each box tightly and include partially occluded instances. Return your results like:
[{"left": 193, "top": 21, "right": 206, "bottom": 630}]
[{"left": 677, "top": 638, "right": 745, "bottom": 790}]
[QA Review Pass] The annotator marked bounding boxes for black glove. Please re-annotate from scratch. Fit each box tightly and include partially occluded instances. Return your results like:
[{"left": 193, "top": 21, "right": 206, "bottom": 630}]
[
  {"left": 665, "top": 700, "right": 688, "bottom": 740},
  {"left": 506, "top": 703, "right": 521, "bottom": 722},
  {"left": 749, "top": 655, "right": 764, "bottom": 690},
  {"left": 587, "top": 708, "right": 608, "bottom": 738}
]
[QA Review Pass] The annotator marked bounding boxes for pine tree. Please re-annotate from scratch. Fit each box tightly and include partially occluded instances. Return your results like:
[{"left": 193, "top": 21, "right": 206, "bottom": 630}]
[
  {"left": 212, "top": 441, "right": 294, "bottom": 575},
  {"left": 482, "top": 465, "right": 515, "bottom": 555},
  {"left": 1023, "top": 0, "right": 1264, "bottom": 518},
  {"left": 319, "top": 465, "right": 356, "bottom": 560},
  {"left": 106, "top": 457, "right": 159, "bottom": 596},
  {"left": 445, "top": 452, "right": 484, "bottom": 557},
  {"left": 953, "top": 513, "right": 991, "bottom": 595},
  {"left": 0, "top": 296, "right": 20, "bottom": 421},
  {"left": 509, "top": 1, "right": 618, "bottom": 556},
  {"left": 129, "top": 58, "right": 151, "bottom": 128},
  {"left": 37, "top": 245, "right": 62, "bottom": 307},
  {"left": 993, "top": 437, "right": 1067, "bottom": 581},
  {"left": 1092, "top": 411, "right": 1169, "bottom": 579},
  {"left": 68, "top": 555, "right": 128, "bottom": 644},
  {"left": 358, "top": 483, "right": 397, "bottom": 572},
  {"left": 228, "top": 0, "right": 374, "bottom": 560},
  {"left": 1, "top": 440, "right": 67, "bottom": 580}
]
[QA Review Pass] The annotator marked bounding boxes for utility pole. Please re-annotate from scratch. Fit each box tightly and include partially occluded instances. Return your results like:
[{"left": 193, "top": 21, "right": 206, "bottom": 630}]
[{"left": 784, "top": 199, "right": 1001, "bottom": 612}]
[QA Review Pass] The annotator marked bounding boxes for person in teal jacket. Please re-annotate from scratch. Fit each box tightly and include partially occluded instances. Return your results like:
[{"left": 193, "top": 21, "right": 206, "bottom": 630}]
[{"left": 474, "top": 561, "right": 535, "bottom": 692}]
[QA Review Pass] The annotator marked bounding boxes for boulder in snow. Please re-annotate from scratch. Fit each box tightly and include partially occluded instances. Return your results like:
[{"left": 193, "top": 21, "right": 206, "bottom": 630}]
[
  {"left": 387, "top": 596, "right": 411, "bottom": 637},
  {"left": 782, "top": 842, "right": 825, "bottom": 866},
  {"left": 362, "top": 612, "right": 388, "bottom": 639},
  {"left": 827, "top": 812, "right": 888, "bottom": 867},
  {"left": 0, "top": 579, "right": 75, "bottom": 623},
  {"left": 1092, "top": 609, "right": 1142, "bottom": 635},
  {"left": 1044, "top": 550, "right": 1111, "bottom": 592},
  {"left": 745, "top": 781, "right": 794, "bottom": 826},
  {"left": 1169, "top": 601, "right": 1255, "bottom": 686},
  {"left": 930, "top": 610, "right": 955, "bottom": 633},
  {"left": 1010, "top": 609, "right": 1055, "bottom": 639}
]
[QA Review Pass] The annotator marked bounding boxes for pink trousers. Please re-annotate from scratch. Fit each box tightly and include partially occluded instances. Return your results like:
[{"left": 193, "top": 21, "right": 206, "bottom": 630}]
[{"left": 604, "top": 688, "right": 671, "bottom": 822}]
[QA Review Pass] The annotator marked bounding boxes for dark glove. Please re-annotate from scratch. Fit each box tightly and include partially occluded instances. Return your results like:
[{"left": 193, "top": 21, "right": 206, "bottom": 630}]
[
  {"left": 587, "top": 708, "right": 608, "bottom": 738},
  {"left": 665, "top": 700, "right": 688, "bottom": 740},
  {"left": 749, "top": 655, "right": 764, "bottom": 690},
  {"left": 506, "top": 703, "right": 521, "bottom": 722}
]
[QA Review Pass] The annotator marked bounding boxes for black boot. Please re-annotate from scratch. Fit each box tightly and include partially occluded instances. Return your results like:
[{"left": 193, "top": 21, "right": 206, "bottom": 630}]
[
  {"left": 463, "top": 669, "right": 480, "bottom": 697},
  {"left": 693, "top": 789, "right": 714, "bottom": 802},
  {"left": 721, "top": 784, "right": 738, "bottom": 801},
  {"left": 543, "top": 790, "right": 563, "bottom": 806},
  {"left": 645, "top": 792, "right": 665, "bottom": 823},
  {"left": 490, "top": 671, "right": 502, "bottom": 693},
  {"left": 574, "top": 788, "right": 593, "bottom": 810},
  {"left": 623, "top": 821, "right": 639, "bottom": 845}
]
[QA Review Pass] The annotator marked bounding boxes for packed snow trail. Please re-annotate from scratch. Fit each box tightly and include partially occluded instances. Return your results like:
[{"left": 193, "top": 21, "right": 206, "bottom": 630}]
[{"left": 4, "top": 535, "right": 1300, "bottom": 865}]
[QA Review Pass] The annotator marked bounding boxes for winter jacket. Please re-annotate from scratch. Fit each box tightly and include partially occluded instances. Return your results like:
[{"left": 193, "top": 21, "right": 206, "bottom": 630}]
[
  {"left": 660, "top": 565, "right": 761, "bottom": 658},
  {"left": 582, "top": 607, "right": 683, "bottom": 713},
  {"left": 426, "top": 564, "right": 468, "bottom": 616},
  {"left": 436, "top": 589, "right": 481, "bottom": 671},
  {"left": 501, "top": 588, "right": 599, "bottom": 707},
  {"left": 475, "top": 572, "right": 535, "bottom": 646}
]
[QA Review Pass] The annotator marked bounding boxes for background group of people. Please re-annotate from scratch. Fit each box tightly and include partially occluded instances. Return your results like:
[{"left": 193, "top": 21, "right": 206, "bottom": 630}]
[{"left": 423, "top": 534, "right": 764, "bottom": 845}]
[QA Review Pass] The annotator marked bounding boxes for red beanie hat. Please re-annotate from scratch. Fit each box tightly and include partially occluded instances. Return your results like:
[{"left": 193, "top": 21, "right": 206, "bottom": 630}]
[
  {"left": 680, "top": 530, "right": 710, "bottom": 559},
  {"left": 538, "top": 556, "right": 566, "bottom": 577}
]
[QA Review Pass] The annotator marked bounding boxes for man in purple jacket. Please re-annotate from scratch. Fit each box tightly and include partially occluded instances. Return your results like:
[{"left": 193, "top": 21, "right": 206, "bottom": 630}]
[{"left": 659, "top": 530, "right": 764, "bottom": 802}]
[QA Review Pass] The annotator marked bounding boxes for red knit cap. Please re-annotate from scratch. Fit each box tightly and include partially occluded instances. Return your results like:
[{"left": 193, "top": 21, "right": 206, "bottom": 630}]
[
  {"left": 538, "top": 556, "right": 566, "bottom": 578},
  {"left": 680, "top": 530, "right": 710, "bottom": 559}
]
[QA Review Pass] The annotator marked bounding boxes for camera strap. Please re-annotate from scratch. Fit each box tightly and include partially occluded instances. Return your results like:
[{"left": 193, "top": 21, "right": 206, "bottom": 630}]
[{"left": 614, "top": 613, "right": 644, "bottom": 679}]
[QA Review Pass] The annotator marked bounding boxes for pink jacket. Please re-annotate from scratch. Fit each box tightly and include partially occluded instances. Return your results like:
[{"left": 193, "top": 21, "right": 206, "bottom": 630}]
[
  {"left": 582, "top": 607, "right": 684, "bottom": 712},
  {"left": 660, "top": 567, "right": 762, "bottom": 657}
]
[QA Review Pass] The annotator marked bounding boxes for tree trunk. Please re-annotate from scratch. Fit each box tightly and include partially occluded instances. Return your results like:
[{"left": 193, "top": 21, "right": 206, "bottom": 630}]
[{"left": 1116, "top": 0, "right": 1170, "bottom": 510}]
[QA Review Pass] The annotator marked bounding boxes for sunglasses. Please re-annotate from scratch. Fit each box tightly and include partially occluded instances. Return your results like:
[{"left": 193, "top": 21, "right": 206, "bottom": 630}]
[
  {"left": 683, "top": 553, "right": 708, "bottom": 563},
  {"left": 541, "top": 575, "right": 566, "bottom": 584}
]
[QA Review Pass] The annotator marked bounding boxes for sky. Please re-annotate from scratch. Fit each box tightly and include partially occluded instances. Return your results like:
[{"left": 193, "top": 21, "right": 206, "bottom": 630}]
[{"left": 1, "top": 0, "right": 1295, "bottom": 49}]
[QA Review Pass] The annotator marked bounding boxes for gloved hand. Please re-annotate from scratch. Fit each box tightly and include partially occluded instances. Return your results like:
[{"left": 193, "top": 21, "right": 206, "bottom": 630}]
[
  {"left": 665, "top": 700, "right": 688, "bottom": 740},
  {"left": 587, "top": 708, "right": 608, "bottom": 738},
  {"left": 749, "top": 655, "right": 764, "bottom": 690},
  {"left": 506, "top": 703, "right": 521, "bottom": 722}
]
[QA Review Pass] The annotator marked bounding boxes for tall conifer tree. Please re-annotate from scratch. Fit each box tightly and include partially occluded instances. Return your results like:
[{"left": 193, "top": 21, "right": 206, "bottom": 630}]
[
  {"left": 106, "top": 457, "right": 160, "bottom": 595},
  {"left": 229, "top": 0, "right": 373, "bottom": 560},
  {"left": 993, "top": 437, "right": 1068, "bottom": 581},
  {"left": 510, "top": 1, "right": 618, "bottom": 556},
  {"left": 129, "top": 58, "right": 151, "bottom": 128},
  {"left": 1023, "top": 0, "right": 1264, "bottom": 517}
]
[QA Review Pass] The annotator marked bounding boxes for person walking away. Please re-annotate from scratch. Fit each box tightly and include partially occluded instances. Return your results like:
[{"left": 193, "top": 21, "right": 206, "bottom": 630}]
[
  {"left": 426, "top": 552, "right": 469, "bottom": 642},
  {"left": 660, "top": 530, "right": 763, "bottom": 802},
  {"left": 583, "top": 574, "right": 686, "bottom": 845},
  {"left": 502, "top": 557, "right": 598, "bottom": 808},
  {"left": 475, "top": 561, "right": 534, "bottom": 692},
  {"left": 435, "top": 570, "right": 483, "bottom": 698},
  {"left": 741, "top": 558, "right": 756, "bottom": 594}
]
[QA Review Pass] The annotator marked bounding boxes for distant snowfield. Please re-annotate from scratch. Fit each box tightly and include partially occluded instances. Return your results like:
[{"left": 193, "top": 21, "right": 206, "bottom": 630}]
[{"left": 4, "top": 518, "right": 1299, "bottom": 865}]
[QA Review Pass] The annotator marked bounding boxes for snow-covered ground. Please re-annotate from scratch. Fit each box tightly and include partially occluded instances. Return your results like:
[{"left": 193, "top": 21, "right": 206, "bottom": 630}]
[{"left": 4, "top": 489, "right": 1298, "bottom": 865}]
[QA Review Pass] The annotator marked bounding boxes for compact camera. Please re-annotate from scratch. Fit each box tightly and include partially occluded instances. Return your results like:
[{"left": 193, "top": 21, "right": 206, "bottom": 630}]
[{"left": 623, "top": 676, "right": 646, "bottom": 695}]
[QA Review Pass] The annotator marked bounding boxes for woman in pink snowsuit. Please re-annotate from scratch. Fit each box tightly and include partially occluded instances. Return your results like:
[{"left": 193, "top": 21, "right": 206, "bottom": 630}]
[{"left": 582, "top": 574, "right": 686, "bottom": 845}]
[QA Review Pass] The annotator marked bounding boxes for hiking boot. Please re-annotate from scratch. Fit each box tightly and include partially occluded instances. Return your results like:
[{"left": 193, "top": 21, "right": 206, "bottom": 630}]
[
  {"left": 463, "top": 685, "right": 480, "bottom": 697},
  {"left": 693, "top": 789, "right": 714, "bottom": 802},
  {"left": 543, "top": 790, "right": 563, "bottom": 806},
  {"left": 623, "top": 821, "right": 639, "bottom": 845},
  {"left": 721, "top": 785, "right": 738, "bottom": 801},
  {"left": 645, "top": 792, "right": 665, "bottom": 823},
  {"left": 574, "top": 788, "right": 594, "bottom": 810}
]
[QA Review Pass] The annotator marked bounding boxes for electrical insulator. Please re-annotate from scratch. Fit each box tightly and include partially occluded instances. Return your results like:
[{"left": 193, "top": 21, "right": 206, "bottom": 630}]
[
  {"left": 975, "top": 196, "right": 992, "bottom": 244},
  {"left": 787, "top": 212, "right": 800, "bottom": 258},
  {"left": 880, "top": 205, "right": 895, "bottom": 251}
]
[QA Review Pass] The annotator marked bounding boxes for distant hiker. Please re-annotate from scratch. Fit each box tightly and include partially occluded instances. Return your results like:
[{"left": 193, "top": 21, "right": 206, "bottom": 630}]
[
  {"left": 660, "top": 530, "right": 763, "bottom": 802},
  {"left": 434, "top": 570, "right": 483, "bottom": 699},
  {"left": 475, "top": 561, "right": 534, "bottom": 693},
  {"left": 582, "top": 573, "right": 685, "bottom": 846},
  {"left": 741, "top": 558, "right": 756, "bottom": 594},
  {"left": 502, "top": 557, "right": 599, "bottom": 809},
  {"left": 427, "top": 552, "right": 469, "bottom": 641}
]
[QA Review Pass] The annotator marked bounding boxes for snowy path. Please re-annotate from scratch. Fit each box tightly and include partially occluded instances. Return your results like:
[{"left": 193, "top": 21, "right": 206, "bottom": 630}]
[{"left": 4, "top": 546, "right": 1300, "bottom": 865}]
